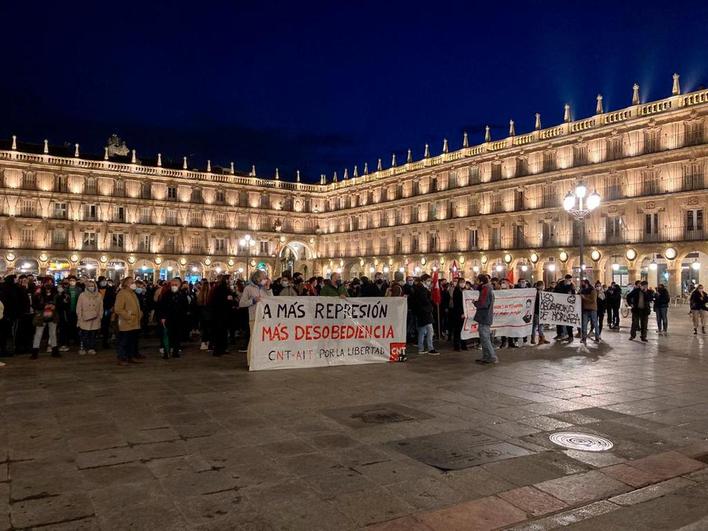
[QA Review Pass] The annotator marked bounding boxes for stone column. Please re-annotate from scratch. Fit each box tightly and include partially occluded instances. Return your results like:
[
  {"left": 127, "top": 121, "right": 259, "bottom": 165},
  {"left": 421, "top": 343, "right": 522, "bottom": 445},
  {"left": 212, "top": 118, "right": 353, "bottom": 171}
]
[{"left": 668, "top": 266, "right": 681, "bottom": 298}]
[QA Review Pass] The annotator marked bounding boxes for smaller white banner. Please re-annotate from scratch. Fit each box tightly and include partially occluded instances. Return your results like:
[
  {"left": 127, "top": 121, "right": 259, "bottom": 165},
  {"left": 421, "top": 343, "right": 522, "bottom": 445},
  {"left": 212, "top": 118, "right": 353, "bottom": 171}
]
[
  {"left": 538, "top": 291, "right": 582, "bottom": 327},
  {"left": 462, "top": 288, "right": 536, "bottom": 339}
]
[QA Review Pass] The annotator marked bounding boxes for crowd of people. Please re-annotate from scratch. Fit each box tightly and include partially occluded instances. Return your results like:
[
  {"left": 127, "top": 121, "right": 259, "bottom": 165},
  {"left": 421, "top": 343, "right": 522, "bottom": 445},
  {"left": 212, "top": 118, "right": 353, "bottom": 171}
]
[{"left": 0, "top": 268, "right": 706, "bottom": 369}]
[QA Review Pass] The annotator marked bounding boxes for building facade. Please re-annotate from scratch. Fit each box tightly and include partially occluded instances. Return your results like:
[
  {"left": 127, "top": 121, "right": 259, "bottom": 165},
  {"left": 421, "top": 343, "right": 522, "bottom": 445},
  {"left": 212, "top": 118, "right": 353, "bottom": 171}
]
[{"left": 1, "top": 76, "right": 707, "bottom": 295}]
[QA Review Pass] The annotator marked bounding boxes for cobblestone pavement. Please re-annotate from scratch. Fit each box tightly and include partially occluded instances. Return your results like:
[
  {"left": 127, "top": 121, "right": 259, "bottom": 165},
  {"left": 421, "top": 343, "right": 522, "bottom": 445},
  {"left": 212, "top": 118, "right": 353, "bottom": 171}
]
[{"left": 2, "top": 307, "right": 708, "bottom": 530}]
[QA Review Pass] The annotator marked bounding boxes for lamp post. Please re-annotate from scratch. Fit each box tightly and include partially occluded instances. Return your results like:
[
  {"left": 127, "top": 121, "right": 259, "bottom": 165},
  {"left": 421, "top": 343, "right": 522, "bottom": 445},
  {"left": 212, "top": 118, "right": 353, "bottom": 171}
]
[
  {"left": 239, "top": 234, "right": 255, "bottom": 278},
  {"left": 563, "top": 183, "right": 601, "bottom": 281}
]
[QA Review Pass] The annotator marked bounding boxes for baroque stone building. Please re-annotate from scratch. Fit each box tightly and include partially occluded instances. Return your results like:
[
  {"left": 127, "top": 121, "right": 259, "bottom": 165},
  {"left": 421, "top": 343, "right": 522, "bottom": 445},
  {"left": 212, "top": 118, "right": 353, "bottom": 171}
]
[{"left": 1, "top": 75, "right": 707, "bottom": 296}]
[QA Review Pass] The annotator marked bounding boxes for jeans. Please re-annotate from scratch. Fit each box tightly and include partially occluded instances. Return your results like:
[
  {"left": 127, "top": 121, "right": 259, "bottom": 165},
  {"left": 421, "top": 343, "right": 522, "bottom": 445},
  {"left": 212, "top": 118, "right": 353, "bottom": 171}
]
[
  {"left": 79, "top": 329, "right": 97, "bottom": 350},
  {"left": 532, "top": 315, "right": 544, "bottom": 339},
  {"left": 630, "top": 311, "right": 649, "bottom": 340},
  {"left": 597, "top": 310, "right": 605, "bottom": 335},
  {"left": 33, "top": 322, "right": 58, "bottom": 348},
  {"left": 609, "top": 304, "right": 621, "bottom": 328},
  {"left": 581, "top": 310, "right": 598, "bottom": 341},
  {"left": 656, "top": 307, "right": 668, "bottom": 332},
  {"left": 691, "top": 310, "right": 705, "bottom": 329},
  {"left": 478, "top": 323, "right": 496, "bottom": 361},
  {"left": 116, "top": 329, "right": 139, "bottom": 361},
  {"left": 417, "top": 323, "right": 434, "bottom": 352}
]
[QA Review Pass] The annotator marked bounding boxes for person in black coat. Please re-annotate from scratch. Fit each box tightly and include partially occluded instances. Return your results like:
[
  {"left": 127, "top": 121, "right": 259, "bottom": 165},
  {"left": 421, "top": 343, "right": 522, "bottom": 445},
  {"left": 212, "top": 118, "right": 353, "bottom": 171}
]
[
  {"left": 409, "top": 275, "right": 437, "bottom": 354},
  {"left": 595, "top": 282, "right": 607, "bottom": 337},
  {"left": 450, "top": 278, "right": 467, "bottom": 351},
  {"left": 209, "top": 275, "right": 233, "bottom": 356},
  {"left": 157, "top": 278, "right": 189, "bottom": 358},
  {"left": 626, "top": 281, "right": 654, "bottom": 341},
  {"left": 0, "top": 275, "right": 25, "bottom": 356},
  {"left": 606, "top": 282, "right": 622, "bottom": 329},
  {"left": 654, "top": 283, "right": 670, "bottom": 335},
  {"left": 553, "top": 275, "right": 575, "bottom": 343}
]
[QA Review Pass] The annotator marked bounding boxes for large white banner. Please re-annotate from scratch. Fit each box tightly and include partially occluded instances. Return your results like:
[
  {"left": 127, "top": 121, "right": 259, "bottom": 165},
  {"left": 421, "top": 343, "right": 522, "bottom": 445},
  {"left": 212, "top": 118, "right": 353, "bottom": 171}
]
[
  {"left": 461, "top": 288, "right": 536, "bottom": 339},
  {"left": 538, "top": 291, "right": 582, "bottom": 327},
  {"left": 249, "top": 296, "right": 408, "bottom": 371}
]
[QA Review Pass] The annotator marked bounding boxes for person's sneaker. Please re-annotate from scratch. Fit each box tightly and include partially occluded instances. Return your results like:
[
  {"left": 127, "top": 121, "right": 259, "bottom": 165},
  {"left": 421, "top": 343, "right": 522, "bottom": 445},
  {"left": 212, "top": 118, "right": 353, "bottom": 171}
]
[
  {"left": 629, "top": 336, "right": 635, "bottom": 340},
  {"left": 641, "top": 338, "right": 648, "bottom": 342},
  {"left": 79, "top": 349, "right": 87, "bottom": 356},
  {"left": 428, "top": 350, "right": 440, "bottom": 356},
  {"left": 159, "top": 348, "right": 164, "bottom": 354},
  {"left": 88, "top": 349, "right": 97, "bottom": 355},
  {"left": 475, "top": 359, "right": 487, "bottom": 364},
  {"left": 238, "top": 348, "right": 248, "bottom": 353},
  {"left": 46, "top": 346, "right": 52, "bottom": 353},
  {"left": 59, "top": 346, "right": 70, "bottom": 352},
  {"left": 0, "top": 361, "right": 5, "bottom": 367},
  {"left": 200, "top": 342, "right": 208, "bottom": 350}
]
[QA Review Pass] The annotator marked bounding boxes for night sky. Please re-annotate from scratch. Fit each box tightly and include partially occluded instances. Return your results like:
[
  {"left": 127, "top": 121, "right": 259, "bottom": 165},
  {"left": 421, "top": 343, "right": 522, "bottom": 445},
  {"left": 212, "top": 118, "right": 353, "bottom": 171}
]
[{"left": 1, "top": 0, "right": 706, "bottom": 182}]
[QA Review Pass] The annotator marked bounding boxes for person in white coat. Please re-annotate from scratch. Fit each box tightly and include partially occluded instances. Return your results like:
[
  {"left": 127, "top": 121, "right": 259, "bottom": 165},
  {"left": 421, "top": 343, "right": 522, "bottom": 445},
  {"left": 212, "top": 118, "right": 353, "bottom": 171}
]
[{"left": 76, "top": 279, "right": 103, "bottom": 355}]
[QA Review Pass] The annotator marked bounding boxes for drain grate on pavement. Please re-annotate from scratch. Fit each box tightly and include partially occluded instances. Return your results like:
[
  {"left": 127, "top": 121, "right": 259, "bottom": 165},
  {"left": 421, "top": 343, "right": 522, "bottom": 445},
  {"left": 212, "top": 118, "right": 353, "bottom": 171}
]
[
  {"left": 385, "top": 429, "right": 533, "bottom": 471},
  {"left": 549, "top": 432, "right": 614, "bottom": 452},
  {"left": 323, "top": 403, "right": 433, "bottom": 429}
]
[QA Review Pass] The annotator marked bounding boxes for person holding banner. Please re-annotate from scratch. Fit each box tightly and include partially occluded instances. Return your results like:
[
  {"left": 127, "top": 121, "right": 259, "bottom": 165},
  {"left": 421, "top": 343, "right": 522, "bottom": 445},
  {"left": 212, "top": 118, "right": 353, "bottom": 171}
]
[
  {"left": 531, "top": 281, "right": 549, "bottom": 345},
  {"left": 553, "top": 275, "right": 575, "bottom": 343},
  {"left": 410, "top": 274, "right": 438, "bottom": 355},
  {"left": 320, "top": 272, "right": 347, "bottom": 298},
  {"left": 473, "top": 274, "right": 497, "bottom": 364},
  {"left": 579, "top": 279, "right": 600, "bottom": 344},
  {"left": 239, "top": 270, "right": 273, "bottom": 365}
]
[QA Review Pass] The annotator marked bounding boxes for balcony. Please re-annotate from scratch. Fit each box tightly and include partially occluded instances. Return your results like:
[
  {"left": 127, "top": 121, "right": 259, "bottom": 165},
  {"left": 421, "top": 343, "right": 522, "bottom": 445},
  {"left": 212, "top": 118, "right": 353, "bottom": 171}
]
[{"left": 684, "top": 229, "right": 705, "bottom": 241}]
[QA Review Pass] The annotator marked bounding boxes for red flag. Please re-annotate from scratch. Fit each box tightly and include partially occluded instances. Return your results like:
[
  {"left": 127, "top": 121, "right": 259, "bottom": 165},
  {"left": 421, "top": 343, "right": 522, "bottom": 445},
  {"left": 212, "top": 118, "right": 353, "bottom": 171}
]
[{"left": 431, "top": 270, "right": 441, "bottom": 305}]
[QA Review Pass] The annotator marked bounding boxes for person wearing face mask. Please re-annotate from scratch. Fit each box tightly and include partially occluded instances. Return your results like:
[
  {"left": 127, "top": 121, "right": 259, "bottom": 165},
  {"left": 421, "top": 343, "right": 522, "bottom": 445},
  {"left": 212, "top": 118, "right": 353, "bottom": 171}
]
[
  {"left": 30, "top": 279, "right": 60, "bottom": 359},
  {"left": 62, "top": 275, "right": 82, "bottom": 351},
  {"left": 474, "top": 274, "right": 497, "bottom": 364},
  {"left": 689, "top": 284, "right": 708, "bottom": 335},
  {"left": 157, "top": 278, "right": 189, "bottom": 359},
  {"left": 552, "top": 274, "right": 575, "bottom": 343},
  {"left": 410, "top": 274, "right": 438, "bottom": 355},
  {"left": 113, "top": 277, "right": 143, "bottom": 365},
  {"left": 238, "top": 270, "right": 272, "bottom": 365},
  {"left": 386, "top": 271, "right": 405, "bottom": 297},
  {"left": 595, "top": 282, "right": 607, "bottom": 338},
  {"left": 320, "top": 272, "right": 347, "bottom": 298},
  {"left": 277, "top": 276, "right": 298, "bottom": 296},
  {"left": 450, "top": 277, "right": 467, "bottom": 351},
  {"left": 361, "top": 273, "right": 387, "bottom": 297},
  {"left": 579, "top": 279, "right": 599, "bottom": 344},
  {"left": 97, "top": 276, "right": 116, "bottom": 349},
  {"left": 627, "top": 280, "right": 654, "bottom": 341},
  {"left": 76, "top": 279, "right": 102, "bottom": 355}
]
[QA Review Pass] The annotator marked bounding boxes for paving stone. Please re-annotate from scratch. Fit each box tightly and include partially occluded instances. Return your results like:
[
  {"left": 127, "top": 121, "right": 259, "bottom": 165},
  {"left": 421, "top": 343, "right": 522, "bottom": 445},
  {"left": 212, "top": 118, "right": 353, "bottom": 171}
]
[
  {"left": 331, "top": 486, "right": 415, "bottom": 526},
  {"left": 80, "top": 463, "right": 156, "bottom": 488},
  {"left": 159, "top": 469, "right": 239, "bottom": 497},
  {"left": 75, "top": 446, "right": 139, "bottom": 469},
  {"left": 416, "top": 495, "right": 527, "bottom": 531},
  {"left": 506, "top": 500, "right": 619, "bottom": 530},
  {"left": 627, "top": 451, "right": 705, "bottom": 481},
  {"left": 535, "top": 470, "right": 631, "bottom": 505},
  {"left": 601, "top": 463, "right": 663, "bottom": 487},
  {"left": 498, "top": 486, "right": 568, "bottom": 516},
  {"left": 10, "top": 492, "right": 95, "bottom": 529},
  {"left": 385, "top": 476, "right": 465, "bottom": 511},
  {"left": 609, "top": 477, "right": 695, "bottom": 506},
  {"left": 367, "top": 515, "right": 434, "bottom": 530},
  {"left": 563, "top": 449, "right": 626, "bottom": 468}
]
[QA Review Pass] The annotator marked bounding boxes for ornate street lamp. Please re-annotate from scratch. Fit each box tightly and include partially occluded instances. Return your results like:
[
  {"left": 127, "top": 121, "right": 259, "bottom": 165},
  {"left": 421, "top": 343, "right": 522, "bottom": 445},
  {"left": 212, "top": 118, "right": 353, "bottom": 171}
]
[
  {"left": 239, "top": 234, "right": 255, "bottom": 277},
  {"left": 563, "top": 183, "right": 601, "bottom": 280}
]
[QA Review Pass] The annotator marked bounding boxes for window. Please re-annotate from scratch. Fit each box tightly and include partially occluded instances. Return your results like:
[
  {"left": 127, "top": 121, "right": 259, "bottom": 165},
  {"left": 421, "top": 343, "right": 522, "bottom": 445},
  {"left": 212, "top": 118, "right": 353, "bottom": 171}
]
[
  {"left": 115, "top": 206, "right": 125, "bottom": 222},
  {"left": 111, "top": 233, "right": 124, "bottom": 249},
  {"left": 449, "top": 172, "right": 457, "bottom": 189},
  {"left": 140, "top": 207, "right": 151, "bottom": 224},
  {"left": 517, "top": 157, "right": 529, "bottom": 176},
  {"left": 55, "top": 175, "right": 68, "bottom": 192},
  {"left": 166, "top": 210, "right": 177, "bottom": 225},
  {"left": 606, "top": 137, "right": 623, "bottom": 161},
  {"left": 411, "top": 235, "right": 418, "bottom": 252},
  {"left": 573, "top": 145, "right": 588, "bottom": 166},
  {"left": 490, "top": 227, "right": 501, "bottom": 250},
  {"left": 260, "top": 241, "right": 269, "bottom": 254},
  {"left": 543, "top": 152, "right": 556, "bottom": 172},
  {"left": 430, "top": 177, "right": 438, "bottom": 192},
  {"left": 542, "top": 221, "right": 556, "bottom": 245},
  {"left": 395, "top": 237, "right": 402, "bottom": 254},
  {"left": 83, "top": 231, "right": 97, "bottom": 250},
  {"left": 191, "top": 235, "right": 202, "bottom": 253},
  {"left": 468, "top": 165, "right": 480, "bottom": 184},
  {"left": 141, "top": 182, "right": 152, "bottom": 199},
  {"left": 83, "top": 204, "right": 97, "bottom": 221},
  {"left": 139, "top": 234, "right": 152, "bottom": 252},
  {"left": 52, "top": 229, "right": 67, "bottom": 245},
  {"left": 22, "top": 173, "right": 37, "bottom": 190},
  {"left": 85, "top": 177, "right": 97, "bottom": 194},
  {"left": 490, "top": 163, "right": 502, "bottom": 181},
  {"left": 215, "top": 213, "right": 226, "bottom": 228},
  {"left": 191, "top": 188, "right": 203, "bottom": 203},
  {"left": 21, "top": 228, "right": 35, "bottom": 245},
  {"left": 20, "top": 199, "right": 36, "bottom": 217},
  {"left": 468, "top": 229, "right": 478, "bottom": 249},
  {"left": 167, "top": 186, "right": 177, "bottom": 200},
  {"left": 412, "top": 181, "right": 420, "bottom": 196},
  {"left": 687, "top": 209, "right": 704, "bottom": 232},
  {"left": 468, "top": 197, "right": 479, "bottom": 216},
  {"left": 190, "top": 211, "right": 201, "bottom": 226},
  {"left": 163, "top": 236, "right": 176, "bottom": 253},
  {"left": 216, "top": 190, "right": 225, "bottom": 203},
  {"left": 214, "top": 238, "right": 226, "bottom": 253},
  {"left": 429, "top": 233, "right": 437, "bottom": 252},
  {"left": 645, "top": 213, "right": 659, "bottom": 235},
  {"left": 606, "top": 217, "right": 623, "bottom": 243},
  {"left": 514, "top": 225, "right": 525, "bottom": 248},
  {"left": 53, "top": 202, "right": 68, "bottom": 219},
  {"left": 115, "top": 179, "right": 125, "bottom": 196}
]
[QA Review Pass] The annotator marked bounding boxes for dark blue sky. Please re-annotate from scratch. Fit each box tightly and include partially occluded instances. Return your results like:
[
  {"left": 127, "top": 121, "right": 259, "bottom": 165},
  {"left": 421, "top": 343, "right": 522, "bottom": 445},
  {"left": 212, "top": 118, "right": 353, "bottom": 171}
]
[{"left": 1, "top": 0, "right": 706, "bottom": 182}]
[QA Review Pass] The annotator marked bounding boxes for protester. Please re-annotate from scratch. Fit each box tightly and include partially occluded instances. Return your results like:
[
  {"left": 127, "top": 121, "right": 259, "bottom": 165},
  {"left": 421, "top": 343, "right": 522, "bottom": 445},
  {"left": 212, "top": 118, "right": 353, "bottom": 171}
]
[
  {"left": 474, "top": 274, "right": 496, "bottom": 364},
  {"left": 689, "top": 285, "right": 708, "bottom": 335},
  {"left": 579, "top": 279, "right": 599, "bottom": 344},
  {"left": 553, "top": 274, "right": 575, "bottom": 343},
  {"left": 76, "top": 279, "right": 102, "bottom": 355},
  {"left": 450, "top": 277, "right": 466, "bottom": 351},
  {"left": 595, "top": 282, "right": 607, "bottom": 337},
  {"left": 532, "top": 281, "right": 548, "bottom": 345},
  {"left": 97, "top": 276, "right": 116, "bottom": 349},
  {"left": 31, "top": 278, "right": 60, "bottom": 359},
  {"left": 211, "top": 274, "right": 235, "bottom": 357},
  {"left": 277, "top": 275, "right": 298, "bottom": 296},
  {"left": 409, "top": 274, "right": 438, "bottom": 355},
  {"left": 606, "top": 282, "right": 622, "bottom": 329},
  {"left": 654, "top": 283, "right": 670, "bottom": 335},
  {"left": 157, "top": 278, "right": 189, "bottom": 359},
  {"left": 386, "top": 271, "right": 405, "bottom": 297},
  {"left": 627, "top": 280, "right": 654, "bottom": 341},
  {"left": 113, "top": 277, "right": 143, "bottom": 365},
  {"left": 320, "top": 272, "right": 347, "bottom": 297},
  {"left": 239, "top": 270, "right": 272, "bottom": 364}
]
